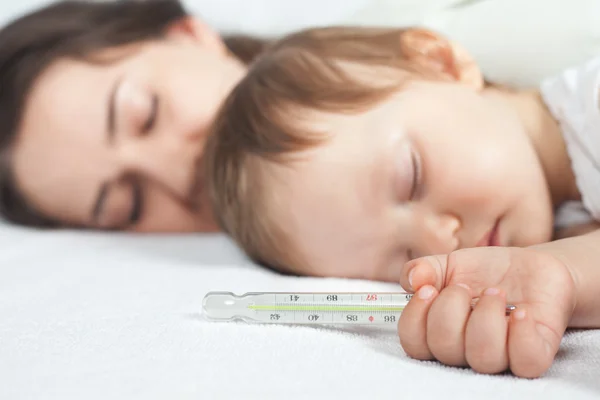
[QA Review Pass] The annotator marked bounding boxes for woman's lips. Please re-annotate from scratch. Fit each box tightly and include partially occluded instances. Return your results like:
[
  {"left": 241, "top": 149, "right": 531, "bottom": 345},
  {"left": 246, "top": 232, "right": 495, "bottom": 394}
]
[{"left": 476, "top": 220, "right": 501, "bottom": 247}]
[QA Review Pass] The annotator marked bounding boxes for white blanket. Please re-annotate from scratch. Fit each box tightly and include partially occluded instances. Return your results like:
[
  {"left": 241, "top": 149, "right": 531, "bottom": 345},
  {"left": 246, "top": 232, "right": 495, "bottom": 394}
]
[{"left": 1, "top": 224, "right": 600, "bottom": 399}]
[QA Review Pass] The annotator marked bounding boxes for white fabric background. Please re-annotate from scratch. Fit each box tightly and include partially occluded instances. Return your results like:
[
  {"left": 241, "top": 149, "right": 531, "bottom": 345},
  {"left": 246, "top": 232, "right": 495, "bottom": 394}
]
[{"left": 1, "top": 225, "right": 600, "bottom": 399}]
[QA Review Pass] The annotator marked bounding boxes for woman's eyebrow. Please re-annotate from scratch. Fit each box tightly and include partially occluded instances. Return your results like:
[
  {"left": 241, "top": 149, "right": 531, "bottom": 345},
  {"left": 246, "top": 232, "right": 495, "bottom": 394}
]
[
  {"left": 107, "top": 77, "right": 122, "bottom": 144},
  {"left": 91, "top": 182, "right": 109, "bottom": 223}
]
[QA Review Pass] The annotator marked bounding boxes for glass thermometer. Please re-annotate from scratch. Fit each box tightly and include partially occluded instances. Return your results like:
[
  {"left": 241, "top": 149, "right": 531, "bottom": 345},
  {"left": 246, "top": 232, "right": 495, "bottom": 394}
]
[{"left": 202, "top": 291, "right": 516, "bottom": 325}]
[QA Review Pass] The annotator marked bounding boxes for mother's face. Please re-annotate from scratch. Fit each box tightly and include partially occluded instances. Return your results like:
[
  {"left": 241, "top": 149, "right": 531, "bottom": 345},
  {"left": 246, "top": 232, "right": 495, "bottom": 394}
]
[{"left": 12, "top": 18, "right": 247, "bottom": 232}]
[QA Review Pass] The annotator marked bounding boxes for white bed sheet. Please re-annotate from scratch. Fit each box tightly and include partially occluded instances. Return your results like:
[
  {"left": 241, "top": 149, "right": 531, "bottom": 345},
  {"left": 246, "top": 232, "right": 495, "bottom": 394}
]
[{"left": 1, "top": 223, "right": 600, "bottom": 400}]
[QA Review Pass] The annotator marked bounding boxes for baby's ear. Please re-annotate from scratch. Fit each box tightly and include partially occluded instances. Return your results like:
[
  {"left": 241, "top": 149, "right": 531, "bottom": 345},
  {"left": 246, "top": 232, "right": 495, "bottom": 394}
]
[{"left": 399, "top": 28, "right": 483, "bottom": 90}]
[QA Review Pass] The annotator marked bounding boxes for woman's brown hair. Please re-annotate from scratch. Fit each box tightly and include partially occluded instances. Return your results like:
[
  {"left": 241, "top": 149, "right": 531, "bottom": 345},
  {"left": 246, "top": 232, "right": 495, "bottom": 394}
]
[
  {"left": 0, "top": 0, "right": 267, "bottom": 228},
  {"left": 205, "top": 26, "right": 460, "bottom": 273}
]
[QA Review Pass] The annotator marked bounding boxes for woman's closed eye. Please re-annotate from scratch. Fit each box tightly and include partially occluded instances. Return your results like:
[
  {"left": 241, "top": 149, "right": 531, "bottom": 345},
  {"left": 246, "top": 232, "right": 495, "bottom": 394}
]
[
  {"left": 92, "top": 177, "right": 143, "bottom": 229},
  {"left": 123, "top": 93, "right": 158, "bottom": 225},
  {"left": 127, "top": 178, "right": 143, "bottom": 226},
  {"left": 141, "top": 93, "right": 159, "bottom": 133}
]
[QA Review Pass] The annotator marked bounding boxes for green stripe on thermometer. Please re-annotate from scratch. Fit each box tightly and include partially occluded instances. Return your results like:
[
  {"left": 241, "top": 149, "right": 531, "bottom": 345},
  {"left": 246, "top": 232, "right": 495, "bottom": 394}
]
[
  {"left": 202, "top": 291, "right": 516, "bottom": 325},
  {"left": 248, "top": 305, "right": 406, "bottom": 312}
]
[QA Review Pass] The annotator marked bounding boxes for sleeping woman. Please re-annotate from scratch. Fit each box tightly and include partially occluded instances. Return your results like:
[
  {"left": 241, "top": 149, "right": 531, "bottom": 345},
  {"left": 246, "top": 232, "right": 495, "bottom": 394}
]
[{"left": 0, "top": 0, "right": 266, "bottom": 233}]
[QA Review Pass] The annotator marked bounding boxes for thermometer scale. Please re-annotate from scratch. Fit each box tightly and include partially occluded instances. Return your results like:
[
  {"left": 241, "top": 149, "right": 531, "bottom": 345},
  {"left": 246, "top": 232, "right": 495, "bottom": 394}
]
[{"left": 202, "top": 291, "right": 516, "bottom": 325}]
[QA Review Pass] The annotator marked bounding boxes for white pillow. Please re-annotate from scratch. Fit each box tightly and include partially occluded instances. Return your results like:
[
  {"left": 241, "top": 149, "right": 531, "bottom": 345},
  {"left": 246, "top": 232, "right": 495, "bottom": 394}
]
[
  {"left": 1, "top": 1, "right": 598, "bottom": 88},
  {"left": 189, "top": 0, "right": 600, "bottom": 88},
  {"left": 0, "top": 0, "right": 53, "bottom": 26},
  {"left": 417, "top": 0, "right": 600, "bottom": 88}
]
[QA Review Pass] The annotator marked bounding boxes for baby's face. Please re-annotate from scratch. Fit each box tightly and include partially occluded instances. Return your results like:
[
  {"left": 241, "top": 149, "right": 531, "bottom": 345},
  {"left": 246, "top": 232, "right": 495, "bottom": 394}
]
[{"left": 268, "top": 80, "right": 554, "bottom": 282}]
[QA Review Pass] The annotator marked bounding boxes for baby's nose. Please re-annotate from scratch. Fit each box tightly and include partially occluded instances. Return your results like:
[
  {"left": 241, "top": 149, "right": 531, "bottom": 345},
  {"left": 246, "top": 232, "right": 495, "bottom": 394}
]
[
  {"left": 413, "top": 213, "right": 461, "bottom": 258},
  {"left": 435, "top": 214, "right": 461, "bottom": 246}
]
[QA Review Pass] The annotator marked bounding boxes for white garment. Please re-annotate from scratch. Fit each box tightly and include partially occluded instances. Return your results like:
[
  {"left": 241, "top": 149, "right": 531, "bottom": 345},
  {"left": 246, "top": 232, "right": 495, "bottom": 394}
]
[{"left": 540, "top": 56, "right": 600, "bottom": 227}]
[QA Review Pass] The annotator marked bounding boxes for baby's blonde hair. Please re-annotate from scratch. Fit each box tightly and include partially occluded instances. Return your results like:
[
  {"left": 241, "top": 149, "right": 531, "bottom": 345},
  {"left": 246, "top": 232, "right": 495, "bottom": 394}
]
[{"left": 205, "top": 26, "right": 456, "bottom": 273}]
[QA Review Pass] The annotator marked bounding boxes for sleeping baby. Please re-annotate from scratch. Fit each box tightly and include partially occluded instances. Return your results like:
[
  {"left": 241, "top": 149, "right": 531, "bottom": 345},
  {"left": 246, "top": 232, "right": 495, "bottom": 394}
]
[{"left": 205, "top": 27, "right": 600, "bottom": 378}]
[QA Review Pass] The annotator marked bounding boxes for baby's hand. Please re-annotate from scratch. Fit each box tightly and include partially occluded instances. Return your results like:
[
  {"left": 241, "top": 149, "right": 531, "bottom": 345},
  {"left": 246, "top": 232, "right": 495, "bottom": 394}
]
[{"left": 397, "top": 247, "right": 576, "bottom": 378}]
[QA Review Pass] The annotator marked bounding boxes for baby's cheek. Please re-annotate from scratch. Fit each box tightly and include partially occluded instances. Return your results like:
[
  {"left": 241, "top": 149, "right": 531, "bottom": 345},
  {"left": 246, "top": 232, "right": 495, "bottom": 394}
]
[{"left": 450, "top": 147, "right": 515, "bottom": 201}]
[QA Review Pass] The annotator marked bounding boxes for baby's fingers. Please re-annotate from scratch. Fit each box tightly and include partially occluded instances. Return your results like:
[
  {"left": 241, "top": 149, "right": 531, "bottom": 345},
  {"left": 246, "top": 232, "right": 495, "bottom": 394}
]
[
  {"left": 398, "top": 285, "right": 438, "bottom": 360},
  {"left": 400, "top": 256, "right": 446, "bottom": 292},
  {"left": 465, "top": 288, "right": 509, "bottom": 374},
  {"left": 508, "top": 308, "right": 561, "bottom": 378}
]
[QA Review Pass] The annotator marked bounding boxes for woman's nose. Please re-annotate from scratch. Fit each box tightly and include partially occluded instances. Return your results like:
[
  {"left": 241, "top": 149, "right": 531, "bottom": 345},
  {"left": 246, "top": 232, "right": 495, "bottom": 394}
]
[
  {"left": 411, "top": 212, "right": 461, "bottom": 259},
  {"left": 117, "top": 128, "right": 205, "bottom": 202}
]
